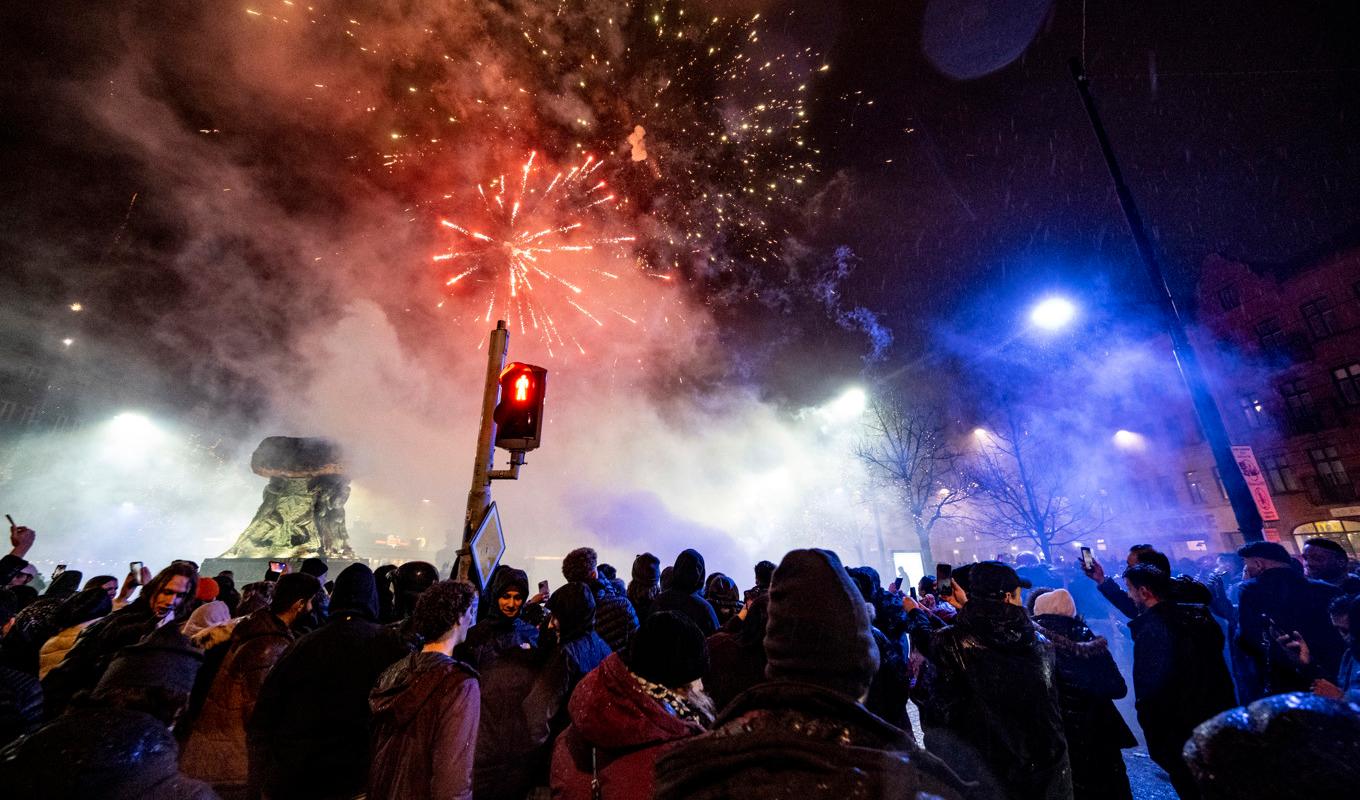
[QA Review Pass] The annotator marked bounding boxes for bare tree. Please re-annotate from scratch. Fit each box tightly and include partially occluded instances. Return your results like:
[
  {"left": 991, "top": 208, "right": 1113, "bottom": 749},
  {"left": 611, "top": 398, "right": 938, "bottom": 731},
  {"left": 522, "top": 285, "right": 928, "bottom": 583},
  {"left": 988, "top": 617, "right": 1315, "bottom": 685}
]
[
  {"left": 964, "top": 408, "right": 1108, "bottom": 561},
  {"left": 855, "top": 388, "right": 969, "bottom": 571}
]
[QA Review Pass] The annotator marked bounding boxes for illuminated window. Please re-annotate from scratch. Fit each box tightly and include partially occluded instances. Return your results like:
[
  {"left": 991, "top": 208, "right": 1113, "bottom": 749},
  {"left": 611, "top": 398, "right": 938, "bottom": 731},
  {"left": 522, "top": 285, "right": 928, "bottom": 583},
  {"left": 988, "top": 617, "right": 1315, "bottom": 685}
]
[
  {"left": 1185, "top": 471, "right": 1207, "bottom": 505},
  {"left": 1239, "top": 396, "right": 1266, "bottom": 428}
]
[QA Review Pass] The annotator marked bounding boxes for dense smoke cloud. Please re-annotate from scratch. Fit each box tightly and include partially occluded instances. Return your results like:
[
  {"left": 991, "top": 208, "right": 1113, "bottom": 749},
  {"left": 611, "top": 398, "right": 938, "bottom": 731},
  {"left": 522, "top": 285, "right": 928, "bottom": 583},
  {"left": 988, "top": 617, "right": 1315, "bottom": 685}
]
[{"left": 0, "top": 1, "right": 893, "bottom": 582}]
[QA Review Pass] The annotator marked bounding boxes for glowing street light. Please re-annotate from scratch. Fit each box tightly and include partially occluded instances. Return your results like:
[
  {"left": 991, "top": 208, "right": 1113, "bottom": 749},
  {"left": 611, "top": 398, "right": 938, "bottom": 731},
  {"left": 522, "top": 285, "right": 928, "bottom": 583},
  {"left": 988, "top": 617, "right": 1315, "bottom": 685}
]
[
  {"left": 827, "top": 386, "right": 867, "bottom": 420},
  {"left": 1029, "top": 297, "right": 1077, "bottom": 331},
  {"left": 1112, "top": 429, "right": 1146, "bottom": 450}
]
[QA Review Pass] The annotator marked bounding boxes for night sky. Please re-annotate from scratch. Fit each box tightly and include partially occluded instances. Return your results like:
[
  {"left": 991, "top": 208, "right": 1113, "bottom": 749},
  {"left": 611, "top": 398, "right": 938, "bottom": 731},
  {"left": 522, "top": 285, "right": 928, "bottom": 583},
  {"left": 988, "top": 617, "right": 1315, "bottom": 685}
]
[{"left": 2, "top": 0, "right": 1358, "bottom": 408}]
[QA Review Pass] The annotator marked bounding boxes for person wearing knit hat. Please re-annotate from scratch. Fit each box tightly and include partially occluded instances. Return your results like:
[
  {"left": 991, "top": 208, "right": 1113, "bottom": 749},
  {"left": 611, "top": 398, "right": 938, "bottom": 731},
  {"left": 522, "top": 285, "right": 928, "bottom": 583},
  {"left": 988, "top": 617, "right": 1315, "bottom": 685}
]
[
  {"left": 627, "top": 553, "right": 661, "bottom": 619},
  {"left": 654, "top": 549, "right": 968, "bottom": 800},
  {"left": 924, "top": 560, "right": 1071, "bottom": 800},
  {"left": 550, "top": 612, "right": 711, "bottom": 800},
  {"left": 194, "top": 576, "right": 219, "bottom": 603},
  {"left": 1030, "top": 588, "right": 1136, "bottom": 800}
]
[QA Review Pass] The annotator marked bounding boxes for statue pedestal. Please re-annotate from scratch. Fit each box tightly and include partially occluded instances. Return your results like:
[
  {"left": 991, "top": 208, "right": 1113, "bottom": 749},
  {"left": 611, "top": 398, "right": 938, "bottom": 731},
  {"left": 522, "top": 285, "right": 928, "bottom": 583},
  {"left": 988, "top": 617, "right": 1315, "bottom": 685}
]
[{"left": 201, "top": 557, "right": 373, "bottom": 585}]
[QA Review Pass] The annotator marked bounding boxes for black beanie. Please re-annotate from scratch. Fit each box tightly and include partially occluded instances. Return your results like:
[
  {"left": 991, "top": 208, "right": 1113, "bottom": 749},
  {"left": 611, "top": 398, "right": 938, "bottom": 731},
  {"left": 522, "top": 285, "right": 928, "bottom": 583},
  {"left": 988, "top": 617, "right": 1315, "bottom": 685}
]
[
  {"left": 764, "top": 549, "right": 879, "bottom": 699},
  {"left": 626, "top": 611, "right": 709, "bottom": 688},
  {"left": 95, "top": 627, "right": 204, "bottom": 697},
  {"left": 631, "top": 553, "right": 661, "bottom": 584}
]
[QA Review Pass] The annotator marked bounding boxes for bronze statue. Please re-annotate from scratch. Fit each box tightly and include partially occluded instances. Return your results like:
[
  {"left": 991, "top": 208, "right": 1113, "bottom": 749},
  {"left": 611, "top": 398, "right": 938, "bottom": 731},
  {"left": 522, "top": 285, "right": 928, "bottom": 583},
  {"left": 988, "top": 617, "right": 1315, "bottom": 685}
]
[{"left": 220, "top": 437, "right": 356, "bottom": 559}]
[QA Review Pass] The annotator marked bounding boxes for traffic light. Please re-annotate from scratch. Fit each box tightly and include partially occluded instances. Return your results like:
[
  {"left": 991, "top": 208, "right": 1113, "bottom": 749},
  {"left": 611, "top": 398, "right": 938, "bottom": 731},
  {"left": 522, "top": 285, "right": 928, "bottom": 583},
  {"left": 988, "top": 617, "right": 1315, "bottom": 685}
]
[{"left": 493, "top": 362, "right": 547, "bottom": 452}]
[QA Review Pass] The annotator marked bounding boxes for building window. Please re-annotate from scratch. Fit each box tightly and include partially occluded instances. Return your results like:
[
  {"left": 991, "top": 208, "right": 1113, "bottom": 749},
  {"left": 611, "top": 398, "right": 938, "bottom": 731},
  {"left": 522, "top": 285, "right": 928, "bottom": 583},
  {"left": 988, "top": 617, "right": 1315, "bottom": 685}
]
[
  {"left": 1156, "top": 475, "right": 1179, "bottom": 507},
  {"left": 1333, "top": 363, "right": 1360, "bottom": 406},
  {"left": 1301, "top": 297, "right": 1337, "bottom": 339},
  {"left": 1212, "top": 468, "right": 1230, "bottom": 500},
  {"left": 1281, "top": 380, "right": 1316, "bottom": 423},
  {"left": 1217, "top": 285, "right": 1241, "bottom": 311},
  {"left": 1309, "top": 446, "right": 1348, "bottom": 488},
  {"left": 1239, "top": 396, "right": 1266, "bottom": 428},
  {"left": 1260, "top": 455, "right": 1301, "bottom": 493},
  {"left": 1185, "top": 471, "right": 1207, "bottom": 505},
  {"left": 1255, "top": 317, "right": 1286, "bottom": 354}
]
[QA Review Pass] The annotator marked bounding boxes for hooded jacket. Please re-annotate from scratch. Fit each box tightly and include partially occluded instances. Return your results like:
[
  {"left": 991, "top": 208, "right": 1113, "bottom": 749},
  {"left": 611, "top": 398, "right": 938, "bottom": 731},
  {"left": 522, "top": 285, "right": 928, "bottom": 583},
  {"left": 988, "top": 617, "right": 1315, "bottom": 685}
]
[
  {"left": 457, "top": 567, "right": 538, "bottom": 671},
  {"left": 703, "top": 594, "right": 769, "bottom": 712},
  {"left": 523, "top": 583, "right": 611, "bottom": 753},
  {"left": 550, "top": 652, "right": 705, "bottom": 800},
  {"left": 473, "top": 644, "right": 542, "bottom": 800},
  {"left": 181, "top": 609, "right": 295, "bottom": 786},
  {"left": 654, "top": 680, "right": 967, "bottom": 800},
  {"left": 42, "top": 597, "right": 168, "bottom": 717},
  {"left": 248, "top": 564, "right": 410, "bottom": 800},
  {"left": 0, "top": 707, "right": 218, "bottom": 799},
  {"left": 0, "top": 570, "right": 86, "bottom": 675},
  {"left": 587, "top": 578, "right": 639, "bottom": 653},
  {"left": 650, "top": 550, "right": 719, "bottom": 635},
  {"left": 928, "top": 599, "right": 1071, "bottom": 800},
  {"left": 1032, "top": 613, "right": 1136, "bottom": 800},
  {"left": 369, "top": 651, "right": 480, "bottom": 800}
]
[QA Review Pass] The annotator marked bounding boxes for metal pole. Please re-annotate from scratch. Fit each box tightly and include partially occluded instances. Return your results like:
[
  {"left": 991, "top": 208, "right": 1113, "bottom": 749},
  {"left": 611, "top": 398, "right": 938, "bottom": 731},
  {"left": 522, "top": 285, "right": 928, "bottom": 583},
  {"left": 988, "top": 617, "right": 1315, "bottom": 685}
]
[
  {"left": 458, "top": 321, "right": 510, "bottom": 581},
  {"left": 1069, "top": 59, "right": 1263, "bottom": 543}
]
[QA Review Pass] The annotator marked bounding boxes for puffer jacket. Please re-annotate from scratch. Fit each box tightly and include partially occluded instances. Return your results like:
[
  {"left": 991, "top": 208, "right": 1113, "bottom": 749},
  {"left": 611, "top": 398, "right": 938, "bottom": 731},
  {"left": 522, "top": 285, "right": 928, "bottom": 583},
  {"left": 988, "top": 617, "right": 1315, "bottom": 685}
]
[
  {"left": 0, "top": 665, "right": 43, "bottom": 747},
  {"left": 587, "top": 579, "right": 638, "bottom": 653},
  {"left": 42, "top": 598, "right": 165, "bottom": 716},
  {"left": 1033, "top": 614, "right": 1136, "bottom": 800},
  {"left": 180, "top": 610, "right": 294, "bottom": 786},
  {"left": 369, "top": 651, "right": 480, "bottom": 800},
  {"left": 0, "top": 572, "right": 82, "bottom": 674},
  {"left": 0, "top": 707, "right": 219, "bottom": 799},
  {"left": 654, "top": 680, "right": 967, "bottom": 800},
  {"left": 927, "top": 600, "right": 1071, "bottom": 800},
  {"left": 550, "top": 652, "right": 705, "bottom": 800},
  {"left": 37, "top": 620, "right": 97, "bottom": 680},
  {"left": 650, "top": 550, "right": 719, "bottom": 635}
]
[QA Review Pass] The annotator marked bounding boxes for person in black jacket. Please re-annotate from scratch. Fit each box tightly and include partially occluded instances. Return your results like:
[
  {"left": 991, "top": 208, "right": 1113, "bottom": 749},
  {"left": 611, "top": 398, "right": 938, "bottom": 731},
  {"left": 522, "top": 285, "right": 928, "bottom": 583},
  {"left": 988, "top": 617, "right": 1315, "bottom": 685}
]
[
  {"left": 522, "top": 583, "right": 611, "bottom": 762},
  {"left": 458, "top": 565, "right": 538, "bottom": 670},
  {"left": 928, "top": 561, "right": 1071, "bottom": 800},
  {"left": 0, "top": 590, "right": 42, "bottom": 747},
  {"left": 247, "top": 563, "right": 410, "bottom": 800},
  {"left": 627, "top": 553, "right": 661, "bottom": 620},
  {"left": 846, "top": 566, "right": 913, "bottom": 732},
  {"left": 561, "top": 547, "right": 637, "bottom": 652},
  {"left": 1235, "top": 541, "right": 1343, "bottom": 699},
  {"left": 1124, "top": 565, "right": 1236, "bottom": 800},
  {"left": 1031, "top": 588, "right": 1135, "bottom": 800},
  {"left": 651, "top": 549, "right": 719, "bottom": 635},
  {"left": 1, "top": 568, "right": 83, "bottom": 674},
  {"left": 1083, "top": 545, "right": 1213, "bottom": 619}
]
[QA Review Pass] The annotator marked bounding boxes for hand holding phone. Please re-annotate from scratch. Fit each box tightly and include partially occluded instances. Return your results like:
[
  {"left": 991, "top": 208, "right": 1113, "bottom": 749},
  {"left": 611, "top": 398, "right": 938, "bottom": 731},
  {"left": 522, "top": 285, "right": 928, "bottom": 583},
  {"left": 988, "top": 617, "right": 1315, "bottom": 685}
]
[
  {"left": 889, "top": 576, "right": 904, "bottom": 594},
  {"left": 1080, "top": 546, "right": 1095, "bottom": 572},
  {"left": 7, "top": 515, "right": 36, "bottom": 558},
  {"left": 935, "top": 563, "right": 954, "bottom": 598},
  {"left": 52, "top": 564, "right": 67, "bottom": 581},
  {"left": 129, "top": 561, "right": 144, "bottom": 585},
  {"left": 538, "top": 579, "right": 550, "bottom": 595}
]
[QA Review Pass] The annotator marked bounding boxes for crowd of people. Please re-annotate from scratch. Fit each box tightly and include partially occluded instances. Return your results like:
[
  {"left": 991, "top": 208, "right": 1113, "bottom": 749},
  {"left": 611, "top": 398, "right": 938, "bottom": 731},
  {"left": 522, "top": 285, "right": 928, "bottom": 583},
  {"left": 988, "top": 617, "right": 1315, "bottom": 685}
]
[{"left": 1, "top": 520, "right": 1358, "bottom": 800}]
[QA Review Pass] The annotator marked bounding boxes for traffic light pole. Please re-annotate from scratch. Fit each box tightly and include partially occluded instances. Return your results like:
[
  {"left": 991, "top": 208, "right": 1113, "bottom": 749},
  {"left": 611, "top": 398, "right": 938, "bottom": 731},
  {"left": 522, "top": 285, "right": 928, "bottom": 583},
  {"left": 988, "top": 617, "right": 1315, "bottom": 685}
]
[
  {"left": 457, "top": 321, "right": 511, "bottom": 582},
  {"left": 1069, "top": 59, "right": 1264, "bottom": 544}
]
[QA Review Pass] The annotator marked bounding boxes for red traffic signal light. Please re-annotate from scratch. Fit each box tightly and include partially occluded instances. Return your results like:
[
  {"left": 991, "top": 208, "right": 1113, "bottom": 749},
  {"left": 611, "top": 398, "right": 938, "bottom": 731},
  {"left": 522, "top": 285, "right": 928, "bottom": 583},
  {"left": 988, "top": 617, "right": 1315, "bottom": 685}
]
[{"left": 493, "top": 362, "right": 547, "bottom": 451}]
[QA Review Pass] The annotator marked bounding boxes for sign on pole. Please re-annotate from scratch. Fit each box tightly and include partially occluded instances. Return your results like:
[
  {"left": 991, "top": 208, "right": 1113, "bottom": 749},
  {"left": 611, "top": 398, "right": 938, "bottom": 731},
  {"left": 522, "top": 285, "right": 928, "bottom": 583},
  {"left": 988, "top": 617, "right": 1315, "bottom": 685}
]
[
  {"left": 468, "top": 502, "right": 506, "bottom": 590},
  {"left": 1232, "top": 445, "right": 1280, "bottom": 523}
]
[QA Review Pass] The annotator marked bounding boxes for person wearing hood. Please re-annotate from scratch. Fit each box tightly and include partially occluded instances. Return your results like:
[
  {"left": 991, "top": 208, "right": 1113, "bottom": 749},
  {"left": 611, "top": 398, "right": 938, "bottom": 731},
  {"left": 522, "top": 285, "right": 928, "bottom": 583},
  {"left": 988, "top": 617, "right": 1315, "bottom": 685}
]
[
  {"left": 389, "top": 560, "right": 440, "bottom": 648},
  {"left": 627, "top": 553, "right": 661, "bottom": 620},
  {"left": 522, "top": 583, "right": 611, "bottom": 766},
  {"left": 1030, "top": 588, "right": 1135, "bottom": 800},
  {"left": 42, "top": 562, "right": 198, "bottom": 717},
  {"left": 650, "top": 549, "right": 719, "bottom": 635},
  {"left": 36, "top": 586, "right": 112, "bottom": 680},
  {"left": 0, "top": 567, "right": 83, "bottom": 674},
  {"left": 562, "top": 547, "right": 638, "bottom": 653},
  {"left": 180, "top": 572, "right": 319, "bottom": 793},
  {"left": 846, "top": 566, "right": 914, "bottom": 732},
  {"left": 927, "top": 560, "right": 1071, "bottom": 800},
  {"left": 704, "top": 573, "right": 743, "bottom": 628},
  {"left": 458, "top": 566, "right": 537, "bottom": 671},
  {"left": 654, "top": 549, "right": 968, "bottom": 800},
  {"left": 1, "top": 627, "right": 217, "bottom": 799},
  {"left": 551, "top": 612, "right": 712, "bottom": 800},
  {"left": 370, "top": 580, "right": 481, "bottom": 800},
  {"left": 248, "top": 563, "right": 409, "bottom": 800},
  {"left": 703, "top": 593, "right": 769, "bottom": 712},
  {"left": 1123, "top": 564, "right": 1236, "bottom": 800}
]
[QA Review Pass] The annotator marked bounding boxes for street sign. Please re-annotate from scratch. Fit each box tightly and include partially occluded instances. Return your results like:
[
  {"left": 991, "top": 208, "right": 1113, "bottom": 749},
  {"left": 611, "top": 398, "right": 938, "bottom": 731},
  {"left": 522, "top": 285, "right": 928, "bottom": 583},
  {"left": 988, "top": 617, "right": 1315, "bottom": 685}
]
[
  {"left": 469, "top": 502, "right": 506, "bottom": 590},
  {"left": 1231, "top": 446, "right": 1280, "bottom": 522}
]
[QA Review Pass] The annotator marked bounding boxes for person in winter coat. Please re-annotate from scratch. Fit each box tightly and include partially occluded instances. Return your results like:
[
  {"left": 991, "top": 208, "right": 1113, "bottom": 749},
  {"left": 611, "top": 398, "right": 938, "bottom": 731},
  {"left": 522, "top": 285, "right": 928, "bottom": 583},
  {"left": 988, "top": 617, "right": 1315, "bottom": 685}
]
[
  {"left": 180, "top": 572, "right": 319, "bottom": 792},
  {"left": 1124, "top": 565, "right": 1236, "bottom": 800},
  {"left": 655, "top": 549, "right": 969, "bottom": 800},
  {"left": 703, "top": 593, "right": 769, "bottom": 712},
  {"left": 36, "top": 587, "right": 112, "bottom": 679},
  {"left": 650, "top": 549, "right": 719, "bottom": 635},
  {"left": 0, "top": 591, "right": 42, "bottom": 747},
  {"left": 458, "top": 566, "right": 538, "bottom": 671},
  {"left": 248, "top": 563, "right": 410, "bottom": 800},
  {"left": 1030, "top": 588, "right": 1135, "bottom": 800},
  {"left": 627, "top": 553, "right": 661, "bottom": 620},
  {"left": 0, "top": 627, "right": 216, "bottom": 799},
  {"left": 0, "top": 567, "right": 83, "bottom": 674},
  {"left": 551, "top": 612, "right": 712, "bottom": 800},
  {"left": 42, "top": 561, "right": 198, "bottom": 717},
  {"left": 369, "top": 580, "right": 481, "bottom": 800},
  {"left": 471, "top": 638, "right": 541, "bottom": 800},
  {"left": 522, "top": 583, "right": 611, "bottom": 766},
  {"left": 704, "top": 573, "right": 743, "bottom": 628},
  {"left": 1184, "top": 692, "right": 1360, "bottom": 800},
  {"left": 1235, "top": 541, "right": 1343, "bottom": 698},
  {"left": 562, "top": 547, "right": 638, "bottom": 653},
  {"left": 846, "top": 566, "right": 914, "bottom": 732},
  {"left": 927, "top": 561, "right": 1072, "bottom": 800}
]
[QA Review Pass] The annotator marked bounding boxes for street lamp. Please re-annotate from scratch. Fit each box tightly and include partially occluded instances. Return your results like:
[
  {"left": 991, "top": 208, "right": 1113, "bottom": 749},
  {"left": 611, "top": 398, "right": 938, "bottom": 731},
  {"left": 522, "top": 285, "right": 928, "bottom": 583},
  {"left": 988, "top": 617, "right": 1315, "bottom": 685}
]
[
  {"left": 1112, "top": 429, "right": 1146, "bottom": 450},
  {"left": 1029, "top": 296, "right": 1077, "bottom": 331}
]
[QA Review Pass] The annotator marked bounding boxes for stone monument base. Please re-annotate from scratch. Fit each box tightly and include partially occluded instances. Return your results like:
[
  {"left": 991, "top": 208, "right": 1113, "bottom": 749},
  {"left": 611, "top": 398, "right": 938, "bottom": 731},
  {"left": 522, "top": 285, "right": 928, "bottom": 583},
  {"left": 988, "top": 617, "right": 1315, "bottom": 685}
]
[{"left": 201, "top": 556, "right": 374, "bottom": 586}]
